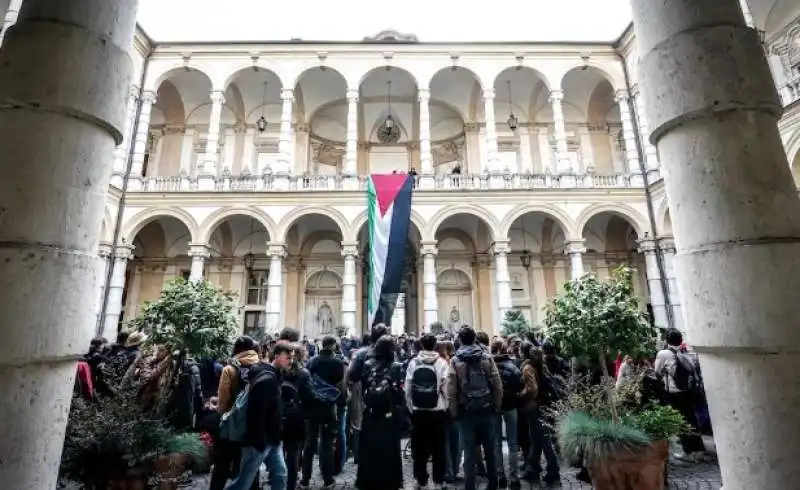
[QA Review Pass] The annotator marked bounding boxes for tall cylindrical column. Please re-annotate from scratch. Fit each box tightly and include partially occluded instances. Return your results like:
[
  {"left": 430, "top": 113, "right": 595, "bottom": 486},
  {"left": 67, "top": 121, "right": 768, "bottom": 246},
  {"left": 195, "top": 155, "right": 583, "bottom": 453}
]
[
  {"left": 659, "top": 237, "right": 683, "bottom": 331},
  {"left": 421, "top": 242, "right": 439, "bottom": 328},
  {"left": 0, "top": 1, "right": 138, "bottom": 488},
  {"left": 188, "top": 244, "right": 210, "bottom": 282},
  {"left": 549, "top": 89, "right": 571, "bottom": 173},
  {"left": 265, "top": 243, "right": 286, "bottom": 333},
  {"left": 637, "top": 237, "right": 668, "bottom": 328},
  {"left": 131, "top": 90, "right": 156, "bottom": 176},
  {"left": 483, "top": 89, "right": 500, "bottom": 172},
  {"left": 631, "top": 86, "right": 660, "bottom": 172},
  {"left": 615, "top": 89, "right": 641, "bottom": 174},
  {"left": 201, "top": 90, "right": 225, "bottom": 175},
  {"left": 103, "top": 244, "right": 135, "bottom": 340},
  {"left": 493, "top": 241, "right": 513, "bottom": 324},
  {"left": 565, "top": 240, "right": 586, "bottom": 280},
  {"left": 632, "top": 0, "right": 800, "bottom": 488},
  {"left": 344, "top": 89, "right": 358, "bottom": 175},
  {"left": 341, "top": 242, "right": 358, "bottom": 335},
  {"left": 111, "top": 86, "right": 140, "bottom": 174},
  {"left": 419, "top": 88, "right": 433, "bottom": 174},
  {"left": 277, "top": 89, "right": 294, "bottom": 174}
]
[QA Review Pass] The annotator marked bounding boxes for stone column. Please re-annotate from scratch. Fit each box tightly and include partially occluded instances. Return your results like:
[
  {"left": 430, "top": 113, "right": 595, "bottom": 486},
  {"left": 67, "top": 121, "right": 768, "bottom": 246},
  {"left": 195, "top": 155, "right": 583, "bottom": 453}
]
[
  {"left": 659, "top": 237, "right": 683, "bottom": 331},
  {"left": 188, "top": 244, "right": 211, "bottom": 282},
  {"left": 418, "top": 88, "right": 434, "bottom": 184},
  {"left": 493, "top": 240, "right": 513, "bottom": 323},
  {"left": 344, "top": 88, "right": 358, "bottom": 176},
  {"left": 265, "top": 243, "right": 286, "bottom": 333},
  {"left": 421, "top": 241, "right": 439, "bottom": 328},
  {"left": 200, "top": 89, "right": 225, "bottom": 176},
  {"left": 242, "top": 126, "right": 256, "bottom": 173},
  {"left": 637, "top": 237, "right": 668, "bottom": 328},
  {"left": 549, "top": 89, "right": 571, "bottom": 173},
  {"left": 632, "top": 0, "right": 800, "bottom": 488},
  {"left": 111, "top": 86, "right": 139, "bottom": 175},
  {"left": 483, "top": 89, "right": 500, "bottom": 172},
  {"left": 0, "top": 1, "right": 138, "bottom": 488},
  {"left": 615, "top": 89, "right": 641, "bottom": 174},
  {"left": 102, "top": 243, "right": 135, "bottom": 339},
  {"left": 341, "top": 242, "right": 358, "bottom": 335},
  {"left": 277, "top": 89, "right": 294, "bottom": 174},
  {"left": 97, "top": 243, "right": 113, "bottom": 325},
  {"left": 631, "top": 85, "right": 659, "bottom": 172},
  {"left": 130, "top": 90, "right": 156, "bottom": 177},
  {"left": 564, "top": 239, "right": 586, "bottom": 280}
]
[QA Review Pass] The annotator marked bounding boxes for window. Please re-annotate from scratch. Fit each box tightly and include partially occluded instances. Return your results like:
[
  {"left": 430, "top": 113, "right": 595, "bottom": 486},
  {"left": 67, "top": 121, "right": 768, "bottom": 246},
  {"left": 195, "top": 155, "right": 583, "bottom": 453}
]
[
  {"left": 246, "top": 269, "right": 269, "bottom": 305},
  {"left": 243, "top": 311, "right": 266, "bottom": 337}
]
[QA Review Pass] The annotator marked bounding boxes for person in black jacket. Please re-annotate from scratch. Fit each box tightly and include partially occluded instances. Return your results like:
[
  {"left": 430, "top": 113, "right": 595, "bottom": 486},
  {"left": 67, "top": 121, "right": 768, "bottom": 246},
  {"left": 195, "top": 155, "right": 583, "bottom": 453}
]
[
  {"left": 225, "top": 343, "right": 293, "bottom": 490},
  {"left": 281, "top": 343, "right": 310, "bottom": 490},
  {"left": 492, "top": 339, "right": 523, "bottom": 489}
]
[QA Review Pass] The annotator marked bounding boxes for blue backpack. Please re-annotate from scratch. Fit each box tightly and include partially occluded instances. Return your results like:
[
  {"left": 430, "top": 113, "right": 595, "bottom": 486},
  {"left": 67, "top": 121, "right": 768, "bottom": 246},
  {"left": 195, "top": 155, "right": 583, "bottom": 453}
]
[
  {"left": 309, "top": 374, "right": 341, "bottom": 404},
  {"left": 219, "top": 370, "right": 269, "bottom": 442}
]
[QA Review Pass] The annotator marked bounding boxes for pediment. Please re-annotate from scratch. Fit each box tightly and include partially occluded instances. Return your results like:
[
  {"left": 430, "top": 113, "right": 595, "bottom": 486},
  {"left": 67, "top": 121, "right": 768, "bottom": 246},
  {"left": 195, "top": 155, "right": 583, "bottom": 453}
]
[{"left": 363, "top": 29, "right": 419, "bottom": 44}]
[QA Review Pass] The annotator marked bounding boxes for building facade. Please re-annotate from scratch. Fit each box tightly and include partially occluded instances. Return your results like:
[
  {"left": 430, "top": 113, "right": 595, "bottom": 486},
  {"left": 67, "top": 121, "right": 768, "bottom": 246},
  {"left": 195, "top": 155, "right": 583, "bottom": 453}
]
[{"left": 91, "top": 15, "right": 800, "bottom": 341}]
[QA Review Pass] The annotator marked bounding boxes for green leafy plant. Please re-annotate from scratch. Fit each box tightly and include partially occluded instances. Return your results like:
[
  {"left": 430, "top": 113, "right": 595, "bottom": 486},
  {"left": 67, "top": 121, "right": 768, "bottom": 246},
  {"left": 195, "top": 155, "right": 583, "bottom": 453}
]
[
  {"left": 163, "top": 433, "right": 209, "bottom": 465},
  {"left": 127, "top": 278, "right": 238, "bottom": 360},
  {"left": 502, "top": 309, "right": 533, "bottom": 337},
  {"left": 429, "top": 321, "right": 444, "bottom": 335},
  {"left": 622, "top": 404, "right": 691, "bottom": 441},
  {"left": 557, "top": 411, "right": 650, "bottom": 463}
]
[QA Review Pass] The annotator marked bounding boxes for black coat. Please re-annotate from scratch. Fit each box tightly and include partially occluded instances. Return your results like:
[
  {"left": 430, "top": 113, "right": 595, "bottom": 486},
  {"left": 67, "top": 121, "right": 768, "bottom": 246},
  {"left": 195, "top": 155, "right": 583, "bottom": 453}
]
[{"left": 245, "top": 363, "right": 282, "bottom": 451}]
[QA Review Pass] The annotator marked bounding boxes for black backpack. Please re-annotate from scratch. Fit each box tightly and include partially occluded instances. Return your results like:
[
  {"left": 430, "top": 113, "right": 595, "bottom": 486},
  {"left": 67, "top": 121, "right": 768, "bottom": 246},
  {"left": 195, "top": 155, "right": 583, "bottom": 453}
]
[
  {"left": 671, "top": 350, "right": 701, "bottom": 392},
  {"left": 281, "top": 378, "right": 302, "bottom": 423},
  {"left": 497, "top": 360, "right": 522, "bottom": 409},
  {"left": 410, "top": 359, "right": 439, "bottom": 410},
  {"left": 363, "top": 360, "right": 394, "bottom": 415},
  {"left": 459, "top": 360, "right": 493, "bottom": 413}
]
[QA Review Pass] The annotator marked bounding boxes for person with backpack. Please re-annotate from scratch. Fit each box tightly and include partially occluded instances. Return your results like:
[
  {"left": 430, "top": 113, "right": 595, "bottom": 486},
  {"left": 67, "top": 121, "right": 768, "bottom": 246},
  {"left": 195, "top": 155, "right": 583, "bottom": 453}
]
[
  {"left": 224, "top": 342, "right": 293, "bottom": 490},
  {"left": 209, "top": 336, "right": 261, "bottom": 490},
  {"left": 446, "top": 326, "right": 503, "bottom": 490},
  {"left": 491, "top": 339, "right": 522, "bottom": 490},
  {"left": 356, "top": 335, "right": 405, "bottom": 490},
  {"left": 519, "top": 343, "right": 560, "bottom": 485},
  {"left": 404, "top": 333, "right": 449, "bottom": 490},
  {"left": 280, "top": 343, "right": 310, "bottom": 490},
  {"left": 299, "top": 336, "right": 346, "bottom": 490},
  {"left": 654, "top": 328, "right": 707, "bottom": 457}
]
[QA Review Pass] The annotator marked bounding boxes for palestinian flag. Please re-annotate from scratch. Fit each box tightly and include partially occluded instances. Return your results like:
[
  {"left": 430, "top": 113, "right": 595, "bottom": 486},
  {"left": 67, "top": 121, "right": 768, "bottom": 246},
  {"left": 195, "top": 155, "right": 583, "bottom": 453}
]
[{"left": 367, "top": 174, "right": 414, "bottom": 328}]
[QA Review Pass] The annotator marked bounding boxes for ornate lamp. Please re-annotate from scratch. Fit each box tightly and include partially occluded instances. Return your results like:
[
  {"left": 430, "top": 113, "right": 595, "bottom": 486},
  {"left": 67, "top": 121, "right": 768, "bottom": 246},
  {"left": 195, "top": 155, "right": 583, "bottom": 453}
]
[
  {"left": 520, "top": 249, "right": 532, "bottom": 269},
  {"left": 242, "top": 252, "right": 255, "bottom": 270},
  {"left": 256, "top": 81, "right": 268, "bottom": 133},
  {"left": 506, "top": 80, "right": 518, "bottom": 131}
]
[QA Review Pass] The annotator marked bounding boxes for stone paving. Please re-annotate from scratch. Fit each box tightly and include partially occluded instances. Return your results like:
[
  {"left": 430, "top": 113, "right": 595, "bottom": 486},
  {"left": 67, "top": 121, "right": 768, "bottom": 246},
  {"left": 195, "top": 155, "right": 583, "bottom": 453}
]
[{"left": 181, "top": 439, "right": 722, "bottom": 490}]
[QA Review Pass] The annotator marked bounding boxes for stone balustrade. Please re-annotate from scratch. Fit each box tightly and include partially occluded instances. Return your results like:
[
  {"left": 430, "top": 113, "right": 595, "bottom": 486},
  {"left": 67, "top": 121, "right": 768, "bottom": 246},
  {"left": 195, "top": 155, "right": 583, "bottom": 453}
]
[{"left": 112, "top": 170, "right": 652, "bottom": 192}]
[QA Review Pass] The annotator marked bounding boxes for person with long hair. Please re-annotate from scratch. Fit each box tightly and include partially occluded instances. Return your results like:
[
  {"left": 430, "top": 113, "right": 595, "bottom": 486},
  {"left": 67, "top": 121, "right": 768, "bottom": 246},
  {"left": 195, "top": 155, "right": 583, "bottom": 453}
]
[
  {"left": 435, "top": 339, "right": 461, "bottom": 483},
  {"left": 355, "top": 335, "right": 404, "bottom": 490},
  {"left": 518, "top": 343, "right": 560, "bottom": 485}
]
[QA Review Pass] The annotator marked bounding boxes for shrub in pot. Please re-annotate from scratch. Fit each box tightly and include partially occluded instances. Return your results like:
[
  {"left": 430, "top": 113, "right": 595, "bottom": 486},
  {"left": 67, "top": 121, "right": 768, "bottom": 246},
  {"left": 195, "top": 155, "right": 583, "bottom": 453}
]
[{"left": 153, "top": 433, "right": 209, "bottom": 490}]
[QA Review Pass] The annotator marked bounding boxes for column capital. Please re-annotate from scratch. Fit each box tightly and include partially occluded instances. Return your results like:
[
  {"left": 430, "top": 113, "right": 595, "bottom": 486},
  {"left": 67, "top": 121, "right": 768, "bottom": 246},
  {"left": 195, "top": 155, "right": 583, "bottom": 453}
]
[
  {"left": 346, "top": 89, "right": 359, "bottom": 102},
  {"left": 141, "top": 90, "right": 157, "bottom": 105},
  {"left": 564, "top": 239, "right": 587, "bottom": 255},
  {"left": 209, "top": 90, "right": 226, "bottom": 105},
  {"left": 658, "top": 236, "right": 676, "bottom": 252},
  {"left": 548, "top": 89, "right": 564, "bottom": 103},
  {"left": 418, "top": 88, "right": 430, "bottom": 102},
  {"left": 266, "top": 242, "right": 287, "bottom": 258},
  {"left": 280, "top": 88, "right": 294, "bottom": 101},
  {"left": 98, "top": 242, "right": 114, "bottom": 259},
  {"left": 630, "top": 84, "right": 641, "bottom": 98},
  {"left": 341, "top": 241, "right": 359, "bottom": 258},
  {"left": 420, "top": 241, "right": 438, "bottom": 257},
  {"left": 188, "top": 243, "right": 211, "bottom": 259},
  {"left": 128, "top": 85, "right": 140, "bottom": 99},
  {"left": 614, "top": 89, "right": 630, "bottom": 103},
  {"left": 492, "top": 240, "right": 511, "bottom": 255},
  {"left": 636, "top": 237, "right": 658, "bottom": 253},
  {"left": 483, "top": 88, "right": 495, "bottom": 100}
]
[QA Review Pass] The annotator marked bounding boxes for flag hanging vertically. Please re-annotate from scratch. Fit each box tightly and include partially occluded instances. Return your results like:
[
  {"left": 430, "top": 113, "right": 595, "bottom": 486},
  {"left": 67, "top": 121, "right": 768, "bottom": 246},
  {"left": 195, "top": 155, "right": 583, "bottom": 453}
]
[{"left": 367, "top": 173, "right": 414, "bottom": 328}]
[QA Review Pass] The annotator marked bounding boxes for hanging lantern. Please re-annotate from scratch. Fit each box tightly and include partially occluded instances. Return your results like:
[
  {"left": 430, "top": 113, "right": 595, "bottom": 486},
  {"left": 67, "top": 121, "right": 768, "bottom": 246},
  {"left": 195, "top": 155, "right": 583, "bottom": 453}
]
[
  {"left": 507, "top": 112, "right": 519, "bottom": 131},
  {"left": 242, "top": 252, "right": 256, "bottom": 270},
  {"left": 384, "top": 114, "right": 395, "bottom": 130},
  {"left": 256, "top": 115, "right": 267, "bottom": 133},
  {"left": 520, "top": 249, "right": 532, "bottom": 269}
]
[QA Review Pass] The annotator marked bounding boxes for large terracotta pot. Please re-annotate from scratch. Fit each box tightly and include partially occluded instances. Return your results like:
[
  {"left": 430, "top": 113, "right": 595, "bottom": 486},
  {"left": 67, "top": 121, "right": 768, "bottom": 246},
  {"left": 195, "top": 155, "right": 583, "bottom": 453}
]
[
  {"left": 153, "top": 453, "right": 189, "bottom": 490},
  {"left": 107, "top": 469, "right": 147, "bottom": 490},
  {"left": 587, "top": 440, "right": 669, "bottom": 490}
]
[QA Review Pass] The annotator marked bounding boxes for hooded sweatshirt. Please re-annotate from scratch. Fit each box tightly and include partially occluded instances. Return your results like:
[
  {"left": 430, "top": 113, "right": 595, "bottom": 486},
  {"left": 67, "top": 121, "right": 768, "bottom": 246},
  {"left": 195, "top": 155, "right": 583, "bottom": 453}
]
[
  {"left": 446, "top": 344, "right": 503, "bottom": 418},
  {"left": 404, "top": 350, "right": 449, "bottom": 411},
  {"left": 216, "top": 349, "right": 260, "bottom": 413}
]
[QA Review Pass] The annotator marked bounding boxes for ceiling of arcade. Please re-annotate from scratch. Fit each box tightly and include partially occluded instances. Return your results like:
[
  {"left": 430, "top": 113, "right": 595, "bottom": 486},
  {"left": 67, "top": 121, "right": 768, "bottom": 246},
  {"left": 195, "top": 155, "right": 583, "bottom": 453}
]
[{"left": 149, "top": 64, "right": 622, "bottom": 145}]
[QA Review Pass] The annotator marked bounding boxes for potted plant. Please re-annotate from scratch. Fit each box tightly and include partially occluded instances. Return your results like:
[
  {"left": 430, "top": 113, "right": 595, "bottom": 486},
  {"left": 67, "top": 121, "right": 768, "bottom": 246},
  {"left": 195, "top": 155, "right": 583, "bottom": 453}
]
[
  {"left": 152, "top": 433, "right": 209, "bottom": 490},
  {"left": 501, "top": 309, "right": 534, "bottom": 338}
]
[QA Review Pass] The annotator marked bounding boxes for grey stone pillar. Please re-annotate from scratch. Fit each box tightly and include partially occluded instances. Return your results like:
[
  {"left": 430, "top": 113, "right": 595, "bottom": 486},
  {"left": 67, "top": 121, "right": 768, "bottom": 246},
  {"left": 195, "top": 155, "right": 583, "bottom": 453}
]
[
  {"left": 0, "top": 1, "right": 138, "bottom": 489},
  {"left": 632, "top": 0, "right": 800, "bottom": 488}
]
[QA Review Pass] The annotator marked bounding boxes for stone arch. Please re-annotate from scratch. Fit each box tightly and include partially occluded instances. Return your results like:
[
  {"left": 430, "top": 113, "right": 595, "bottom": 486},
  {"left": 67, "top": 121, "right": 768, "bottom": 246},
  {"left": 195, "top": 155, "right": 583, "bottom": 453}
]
[
  {"left": 278, "top": 206, "right": 348, "bottom": 243},
  {"left": 427, "top": 205, "right": 500, "bottom": 242},
  {"left": 575, "top": 203, "right": 649, "bottom": 238},
  {"left": 356, "top": 64, "right": 420, "bottom": 89},
  {"left": 300, "top": 230, "right": 343, "bottom": 256},
  {"left": 437, "top": 266, "right": 474, "bottom": 288},
  {"left": 429, "top": 65, "right": 486, "bottom": 91},
  {"left": 122, "top": 207, "right": 199, "bottom": 244},
  {"left": 289, "top": 64, "right": 348, "bottom": 91},
  {"left": 222, "top": 62, "right": 286, "bottom": 91},
  {"left": 146, "top": 62, "right": 218, "bottom": 92},
  {"left": 199, "top": 207, "right": 277, "bottom": 244},
  {"left": 435, "top": 228, "right": 477, "bottom": 254},
  {"left": 492, "top": 65, "right": 553, "bottom": 93},
  {"left": 347, "top": 208, "right": 426, "bottom": 243},
  {"left": 499, "top": 204, "right": 576, "bottom": 240},
  {"left": 785, "top": 128, "right": 800, "bottom": 167},
  {"left": 304, "top": 267, "right": 344, "bottom": 287},
  {"left": 558, "top": 62, "right": 625, "bottom": 91}
]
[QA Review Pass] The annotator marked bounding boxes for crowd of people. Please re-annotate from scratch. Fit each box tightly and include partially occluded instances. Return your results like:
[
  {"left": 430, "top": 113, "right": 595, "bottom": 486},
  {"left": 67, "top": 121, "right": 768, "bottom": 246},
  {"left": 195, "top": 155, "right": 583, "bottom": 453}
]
[{"left": 75, "top": 324, "right": 710, "bottom": 490}]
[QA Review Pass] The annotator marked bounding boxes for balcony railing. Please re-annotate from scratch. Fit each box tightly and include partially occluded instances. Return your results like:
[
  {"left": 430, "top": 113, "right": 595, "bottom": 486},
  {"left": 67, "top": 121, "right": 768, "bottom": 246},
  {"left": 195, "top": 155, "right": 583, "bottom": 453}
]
[{"left": 114, "top": 170, "right": 651, "bottom": 193}]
